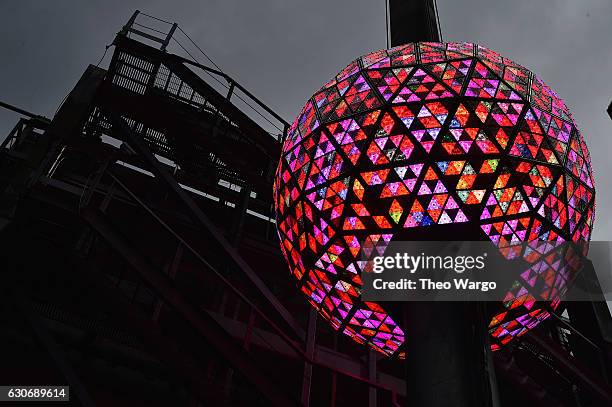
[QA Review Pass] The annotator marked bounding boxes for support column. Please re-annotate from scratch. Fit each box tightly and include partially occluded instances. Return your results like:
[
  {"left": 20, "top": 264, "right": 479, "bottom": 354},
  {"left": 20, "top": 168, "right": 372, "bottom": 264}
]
[
  {"left": 387, "top": 3, "right": 494, "bottom": 406},
  {"left": 230, "top": 184, "right": 251, "bottom": 246},
  {"left": 301, "top": 308, "right": 317, "bottom": 406},
  {"left": 388, "top": 0, "right": 441, "bottom": 46},
  {"left": 368, "top": 349, "right": 378, "bottom": 407},
  {"left": 403, "top": 301, "right": 491, "bottom": 407},
  {"left": 329, "top": 334, "right": 338, "bottom": 407}
]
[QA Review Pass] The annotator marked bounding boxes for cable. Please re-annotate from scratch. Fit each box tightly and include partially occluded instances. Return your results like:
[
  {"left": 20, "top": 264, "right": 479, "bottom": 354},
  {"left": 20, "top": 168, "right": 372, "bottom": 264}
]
[
  {"left": 96, "top": 44, "right": 111, "bottom": 67},
  {"left": 133, "top": 22, "right": 167, "bottom": 36},
  {"left": 385, "top": 0, "right": 390, "bottom": 49},
  {"left": 176, "top": 26, "right": 224, "bottom": 73},
  {"left": 234, "top": 93, "right": 284, "bottom": 133},
  {"left": 169, "top": 36, "right": 282, "bottom": 132},
  {"left": 138, "top": 11, "right": 173, "bottom": 25},
  {"left": 134, "top": 11, "right": 285, "bottom": 134},
  {"left": 432, "top": 0, "right": 443, "bottom": 41},
  {"left": 171, "top": 37, "right": 229, "bottom": 91}
]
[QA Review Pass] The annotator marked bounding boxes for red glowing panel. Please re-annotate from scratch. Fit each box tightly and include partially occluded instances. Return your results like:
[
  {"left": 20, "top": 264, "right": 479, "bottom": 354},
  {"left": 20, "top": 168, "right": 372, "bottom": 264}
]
[{"left": 274, "top": 42, "right": 595, "bottom": 355}]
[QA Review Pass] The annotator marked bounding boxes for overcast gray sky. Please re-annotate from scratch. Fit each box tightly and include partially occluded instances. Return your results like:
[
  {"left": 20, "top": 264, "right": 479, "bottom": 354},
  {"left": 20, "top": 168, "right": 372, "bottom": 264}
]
[{"left": 1, "top": 0, "right": 611, "bottom": 238}]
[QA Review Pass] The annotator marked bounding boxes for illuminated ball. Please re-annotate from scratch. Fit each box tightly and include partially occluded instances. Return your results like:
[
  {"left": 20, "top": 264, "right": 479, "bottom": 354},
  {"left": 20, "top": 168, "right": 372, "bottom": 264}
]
[{"left": 274, "top": 42, "right": 595, "bottom": 355}]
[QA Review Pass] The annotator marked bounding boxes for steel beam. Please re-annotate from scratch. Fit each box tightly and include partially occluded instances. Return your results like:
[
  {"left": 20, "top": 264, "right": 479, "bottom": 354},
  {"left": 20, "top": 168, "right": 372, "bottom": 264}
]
[
  {"left": 301, "top": 308, "right": 317, "bottom": 406},
  {"left": 0, "top": 100, "right": 50, "bottom": 123},
  {"left": 524, "top": 330, "right": 612, "bottom": 404},
  {"left": 7, "top": 290, "right": 96, "bottom": 407},
  {"left": 493, "top": 349, "right": 569, "bottom": 407},
  {"left": 102, "top": 110, "right": 305, "bottom": 340},
  {"left": 110, "top": 35, "right": 281, "bottom": 157},
  {"left": 28, "top": 65, "right": 105, "bottom": 187},
  {"left": 95, "top": 78, "right": 274, "bottom": 197},
  {"left": 67, "top": 252, "right": 226, "bottom": 405},
  {"left": 163, "top": 56, "right": 280, "bottom": 157},
  {"left": 81, "top": 206, "right": 299, "bottom": 407}
]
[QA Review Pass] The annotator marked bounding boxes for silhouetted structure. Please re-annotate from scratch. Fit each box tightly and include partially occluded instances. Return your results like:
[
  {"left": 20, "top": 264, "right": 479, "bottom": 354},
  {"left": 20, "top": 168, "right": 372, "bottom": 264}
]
[{"left": 389, "top": 0, "right": 441, "bottom": 45}]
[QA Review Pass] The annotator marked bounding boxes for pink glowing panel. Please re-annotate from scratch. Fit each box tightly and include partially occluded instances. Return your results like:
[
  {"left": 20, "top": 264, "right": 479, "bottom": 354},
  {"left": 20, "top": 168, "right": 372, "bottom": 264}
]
[{"left": 274, "top": 42, "right": 595, "bottom": 355}]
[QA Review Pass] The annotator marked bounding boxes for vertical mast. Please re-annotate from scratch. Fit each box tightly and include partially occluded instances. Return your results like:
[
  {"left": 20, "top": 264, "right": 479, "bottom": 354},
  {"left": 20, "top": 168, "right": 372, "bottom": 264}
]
[
  {"left": 386, "top": 2, "right": 497, "bottom": 407},
  {"left": 388, "top": 0, "right": 442, "bottom": 46}
]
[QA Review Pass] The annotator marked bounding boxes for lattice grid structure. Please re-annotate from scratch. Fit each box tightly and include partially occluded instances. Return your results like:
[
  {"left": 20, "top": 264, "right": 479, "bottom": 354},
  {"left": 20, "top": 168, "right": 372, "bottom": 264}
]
[{"left": 273, "top": 42, "right": 595, "bottom": 355}]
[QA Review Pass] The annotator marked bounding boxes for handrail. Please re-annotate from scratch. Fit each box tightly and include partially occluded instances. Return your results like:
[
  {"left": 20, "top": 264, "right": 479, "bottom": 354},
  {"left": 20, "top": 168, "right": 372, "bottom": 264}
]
[
  {"left": 175, "top": 56, "right": 290, "bottom": 129},
  {"left": 102, "top": 169, "right": 400, "bottom": 403},
  {"left": 118, "top": 10, "right": 289, "bottom": 140}
]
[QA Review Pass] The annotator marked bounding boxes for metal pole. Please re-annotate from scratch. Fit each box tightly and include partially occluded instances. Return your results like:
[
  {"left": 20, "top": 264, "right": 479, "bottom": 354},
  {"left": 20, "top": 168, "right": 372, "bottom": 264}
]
[
  {"left": 386, "top": 4, "right": 498, "bottom": 406},
  {"left": 368, "top": 349, "right": 378, "bottom": 407},
  {"left": 485, "top": 319, "right": 501, "bottom": 407},
  {"left": 301, "top": 308, "right": 318, "bottom": 406},
  {"left": 403, "top": 301, "right": 491, "bottom": 407},
  {"left": 0, "top": 100, "right": 50, "bottom": 122},
  {"left": 330, "top": 334, "right": 338, "bottom": 407},
  {"left": 388, "top": 0, "right": 442, "bottom": 46}
]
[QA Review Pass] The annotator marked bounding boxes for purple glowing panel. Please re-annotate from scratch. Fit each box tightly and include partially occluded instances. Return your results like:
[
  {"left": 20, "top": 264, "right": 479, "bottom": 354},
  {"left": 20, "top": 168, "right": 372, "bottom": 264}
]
[{"left": 274, "top": 42, "right": 595, "bottom": 355}]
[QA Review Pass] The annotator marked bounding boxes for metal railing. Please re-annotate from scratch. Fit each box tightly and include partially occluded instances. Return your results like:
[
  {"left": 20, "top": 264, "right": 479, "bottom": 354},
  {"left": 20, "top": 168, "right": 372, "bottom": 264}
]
[{"left": 117, "top": 10, "right": 289, "bottom": 142}]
